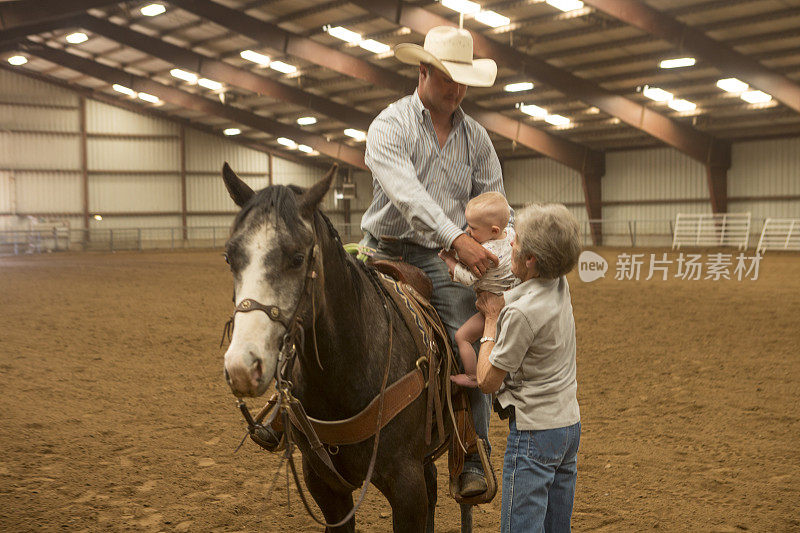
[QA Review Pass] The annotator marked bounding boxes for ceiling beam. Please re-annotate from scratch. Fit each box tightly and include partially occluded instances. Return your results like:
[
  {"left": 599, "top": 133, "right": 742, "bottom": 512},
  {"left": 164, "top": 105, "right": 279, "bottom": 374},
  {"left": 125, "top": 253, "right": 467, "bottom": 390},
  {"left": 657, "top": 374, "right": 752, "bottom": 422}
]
[
  {"left": 582, "top": 0, "right": 800, "bottom": 115},
  {"left": 172, "top": 0, "right": 604, "bottom": 175},
  {"left": 352, "top": 0, "right": 730, "bottom": 169},
  {"left": 20, "top": 41, "right": 366, "bottom": 169},
  {"left": 80, "top": 15, "right": 374, "bottom": 131},
  {"left": 0, "top": 63, "right": 325, "bottom": 168},
  {"left": 0, "top": 0, "right": 115, "bottom": 30}
]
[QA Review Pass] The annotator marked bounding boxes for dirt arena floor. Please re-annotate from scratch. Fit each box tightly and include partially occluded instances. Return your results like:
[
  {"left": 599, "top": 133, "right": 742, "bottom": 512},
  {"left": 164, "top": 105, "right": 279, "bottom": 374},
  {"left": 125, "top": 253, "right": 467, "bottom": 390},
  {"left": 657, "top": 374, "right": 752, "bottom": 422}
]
[{"left": 1, "top": 247, "right": 798, "bottom": 532}]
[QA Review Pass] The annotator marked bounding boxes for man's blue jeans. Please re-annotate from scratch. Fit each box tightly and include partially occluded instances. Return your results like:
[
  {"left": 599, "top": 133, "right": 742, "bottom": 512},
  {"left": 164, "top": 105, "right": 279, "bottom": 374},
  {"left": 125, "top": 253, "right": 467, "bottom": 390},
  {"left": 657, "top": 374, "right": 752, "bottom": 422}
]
[
  {"left": 501, "top": 417, "right": 581, "bottom": 533},
  {"left": 361, "top": 234, "right": 491, "bottom": 475}
]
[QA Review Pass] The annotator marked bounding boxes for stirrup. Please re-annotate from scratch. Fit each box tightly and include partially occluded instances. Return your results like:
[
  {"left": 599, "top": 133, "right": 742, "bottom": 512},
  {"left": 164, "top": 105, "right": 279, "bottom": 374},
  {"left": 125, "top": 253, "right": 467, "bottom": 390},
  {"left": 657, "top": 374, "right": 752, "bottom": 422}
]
[{"left": 450, "top": 438, "right": 497, "bottom": 505}]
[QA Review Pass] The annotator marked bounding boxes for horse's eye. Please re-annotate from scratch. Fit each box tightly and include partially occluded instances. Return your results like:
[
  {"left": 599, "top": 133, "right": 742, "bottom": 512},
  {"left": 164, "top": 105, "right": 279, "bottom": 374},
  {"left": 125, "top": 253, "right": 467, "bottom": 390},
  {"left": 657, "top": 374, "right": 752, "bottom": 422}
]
[
  {"left": 291, "top": 253, "right": 305, "bottom": 268},
  {"left": 223, "top": 253, "right": 230, "bottom": 265}
]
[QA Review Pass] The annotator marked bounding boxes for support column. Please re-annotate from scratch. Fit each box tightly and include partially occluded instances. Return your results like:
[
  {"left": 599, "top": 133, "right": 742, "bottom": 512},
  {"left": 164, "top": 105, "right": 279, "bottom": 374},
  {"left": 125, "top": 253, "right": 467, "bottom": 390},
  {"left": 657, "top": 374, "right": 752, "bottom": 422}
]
[
  {"left": 267, "top": 153, "right": 273, "bottom": 186},
  {"left": 79, "top": 96, "right": 89, "bottom": 232},
  {"left": 180, "top": 125, "right": 187, "bottom": 240},
  {"left": 706, "top": 164, "right": 728, "bottom": 214},
  {"left": 343, "top": 167, "right": 352, "bottom": 241},
  {"left": 581, "top": 171, "right": 603, "bottom": 246}
]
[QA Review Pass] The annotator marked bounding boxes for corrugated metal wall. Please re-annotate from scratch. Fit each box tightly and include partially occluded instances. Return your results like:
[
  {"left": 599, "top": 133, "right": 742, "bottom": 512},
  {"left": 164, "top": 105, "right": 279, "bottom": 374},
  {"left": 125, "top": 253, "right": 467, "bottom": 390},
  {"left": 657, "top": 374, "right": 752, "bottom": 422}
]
[
  {"left": 729, "top": 137, "right": 800, "bottom": 220},
  {"left": 0, "top": 69, "right": 323, "bottom": 235}
]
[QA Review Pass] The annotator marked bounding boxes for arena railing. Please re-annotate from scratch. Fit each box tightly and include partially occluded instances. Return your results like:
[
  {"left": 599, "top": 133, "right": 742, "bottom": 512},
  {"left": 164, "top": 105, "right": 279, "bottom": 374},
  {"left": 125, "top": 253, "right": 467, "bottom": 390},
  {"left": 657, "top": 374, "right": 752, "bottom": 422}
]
[{"left": 0, "top": 218, "right": 776, "bottom": 255}]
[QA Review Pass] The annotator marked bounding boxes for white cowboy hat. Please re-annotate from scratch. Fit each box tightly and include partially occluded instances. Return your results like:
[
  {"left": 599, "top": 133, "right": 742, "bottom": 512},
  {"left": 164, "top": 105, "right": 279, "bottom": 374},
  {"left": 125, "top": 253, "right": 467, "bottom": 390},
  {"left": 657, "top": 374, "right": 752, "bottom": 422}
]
[{"left": 394, "top": 26, "right": 497, "bottom": 88}]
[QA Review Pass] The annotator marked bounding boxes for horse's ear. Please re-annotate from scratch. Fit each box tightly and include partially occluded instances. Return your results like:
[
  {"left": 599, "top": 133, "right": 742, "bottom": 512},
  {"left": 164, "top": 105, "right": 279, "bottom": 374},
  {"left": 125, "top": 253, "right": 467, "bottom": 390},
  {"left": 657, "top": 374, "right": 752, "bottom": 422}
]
[
  {"left": 299, "top": 163, "right": 338, "bottom": 219},
  {"left": 222, "top": 162, "right": 255, "bottom": 207}
]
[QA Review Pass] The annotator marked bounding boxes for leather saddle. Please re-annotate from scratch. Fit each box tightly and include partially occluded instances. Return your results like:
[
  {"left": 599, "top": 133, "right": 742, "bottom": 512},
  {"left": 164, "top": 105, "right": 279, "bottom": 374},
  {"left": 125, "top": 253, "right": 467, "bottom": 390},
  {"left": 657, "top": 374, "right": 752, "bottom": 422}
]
[{"left": 371, "top": 259, "right": 433, "bottom": 301}]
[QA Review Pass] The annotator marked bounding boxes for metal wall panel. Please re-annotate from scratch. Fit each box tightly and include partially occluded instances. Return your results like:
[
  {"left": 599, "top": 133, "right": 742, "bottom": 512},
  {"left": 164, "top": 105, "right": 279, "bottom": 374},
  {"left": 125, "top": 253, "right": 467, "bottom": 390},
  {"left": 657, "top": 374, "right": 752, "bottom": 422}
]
[
  {"left": 89, "top": 215, "right": 182, "bottom": 229},
  {"left": 272, "top": 156, "right": 334, "bottom": 210},
  {"left": 729, "top": 137, "right": 800, "bottom": 197},
  {"left": 604, "top": 148, "right": 707, "bottom": 204},
  {"left": 0, "top": 132, "right": 80, "bottom": 170},
  {"left": 87, "top": 138, "right": 180, "bottom": 171},
  {"left": 187, "top": 214, "right": 236, "bottom": 228},
  {"left": 0, "top": 69, "right": 78, "bottom": 106},
  {"left": 186, "top": 173, "right": 269, "bottom": 212},
  {"left": 86, "top": 100, "right": 178, "bottom": 135},
  {"left": 730, "top": 201, "right": 798, "bottom": 221},
  {"left": 351, "top": 170, "right": 374, "bottom": 211},
  {"left": 0, "top": 103, "right": 79, "bottom": 133},
  {"left": 503, "top": 157, "right": 584, "bottom": 206},
  {"left": 185, "top": 130, "right": 267, "bottom": 173},
  {"left": 7, "top": 170, "right": 83, "bottom": 212},
  {"left": 89, "top": 173, "right": 181, "bottom": 212},
  {"left": 0, "top": 171, "right": 12, "bottom": 212}
]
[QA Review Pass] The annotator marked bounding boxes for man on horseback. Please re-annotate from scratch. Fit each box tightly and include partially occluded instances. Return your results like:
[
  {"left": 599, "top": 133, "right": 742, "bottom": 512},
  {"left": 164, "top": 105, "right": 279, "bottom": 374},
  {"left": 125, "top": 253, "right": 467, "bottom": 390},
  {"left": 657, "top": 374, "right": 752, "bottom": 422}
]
[{"left": 360, "top": 25, "right": 506, "bottom": 498}]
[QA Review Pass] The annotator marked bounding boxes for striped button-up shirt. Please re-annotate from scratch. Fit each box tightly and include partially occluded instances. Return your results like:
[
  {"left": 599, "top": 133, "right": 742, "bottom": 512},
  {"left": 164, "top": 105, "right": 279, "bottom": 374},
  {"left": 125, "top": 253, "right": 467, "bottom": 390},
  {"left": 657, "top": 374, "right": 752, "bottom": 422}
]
[{"left": 361, "top": 90, "right": 504, "bottom": 249}]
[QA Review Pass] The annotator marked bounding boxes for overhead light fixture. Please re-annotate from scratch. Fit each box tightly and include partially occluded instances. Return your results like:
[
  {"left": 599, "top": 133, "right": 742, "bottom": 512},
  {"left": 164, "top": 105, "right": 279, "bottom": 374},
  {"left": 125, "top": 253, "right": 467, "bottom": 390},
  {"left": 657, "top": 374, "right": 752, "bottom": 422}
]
[
  {"left": 518, "top": 103, "right": 547, "bottom": 118},
  {"left": 223, "top": 128, "right": 241, "bottom": 136},
  {"left": 544, "top": 114, "right": 571, "bottom": 126},
  {"left": 668, "top": 98, "right": 696, "bottom": 112},
  {"left": 170, "top": 68, "right": 198, "bottom": 84},
  {"left": 586, "top": 106, "right": 600, "bottom": 114},
  {"left": 441, "top": 0, "right": 481, "bottom": 15},
  {"left": 297, "top": 116, "right": 317, "bottom": 126},
  {"left": 642, "top": 85, "right": 673, "bottom": 102},
  {"left": 475, "top": 10, "right": 510, "bottom": 27},
  {"left": 112, "top": 84, "right": 136, "bottom": 97},
  {"left": 66, "top": 32, "right": 89, "bottom": 44},
  {"left": 716, "top": 78, "right": 748, "bottom": 93},
  {"left": 659, "top": 57, "right": 696, "bottom": 69},
  {"left": 741, "top": 90, "right": 772, "bottom": 104},
  {"left": 240, "top": 49, "right": 270, "bottom": 67},
  {"left": 137, "top": 92, "right": 160, "bottom": 104},
  {"left": 198, "top": 78, "right": 223, "bottom": 90},
  {"left": 297, "top": 144, "right": 314, "bottom": 153},
  {"left": 326, "top": 26, "right": 362, "bottom": 44},
  {"left": 504, "top": 82, "right": 534, "bottom": 92},
  {"left": 93, "top": 214, "right": 103, "bottom": 221},
  {"left": 7, "top": 55, "right": 27, "bottom": 66},
  {"left": 269, "top": 61, "right": 296, "bottom": 74},
  {"left": 359, "top": 39, "right": 391, "bottom": 54},
  {"left": 140, "top": 3, "right": 166, "bottom": 17},
  {"left": 546, "top": 0, "right": 584, "bottom": 12},
  {"left": 277, "top": 137, "right": 298, "bottom": 149},
  {"left": 344, "top": 128, "right": 366, "bottom": 142}
]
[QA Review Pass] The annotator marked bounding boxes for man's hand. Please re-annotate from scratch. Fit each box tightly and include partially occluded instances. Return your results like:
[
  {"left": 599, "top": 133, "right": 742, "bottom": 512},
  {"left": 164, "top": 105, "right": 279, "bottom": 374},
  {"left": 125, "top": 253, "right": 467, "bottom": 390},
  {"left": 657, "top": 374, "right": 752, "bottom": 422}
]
[
  {"left": 476, "top": 291, "right": 505, "bottom": 320},
  {"left": 451, "top": 234, "right": 498, "bottom": 278}
]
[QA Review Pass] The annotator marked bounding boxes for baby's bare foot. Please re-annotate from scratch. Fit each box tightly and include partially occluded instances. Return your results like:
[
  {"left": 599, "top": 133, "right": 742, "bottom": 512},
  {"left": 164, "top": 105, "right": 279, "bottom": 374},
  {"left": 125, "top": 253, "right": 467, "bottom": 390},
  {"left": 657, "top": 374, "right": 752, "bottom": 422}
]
[{"left": 450, "top": 373, "right": 478, "bottom": 388}]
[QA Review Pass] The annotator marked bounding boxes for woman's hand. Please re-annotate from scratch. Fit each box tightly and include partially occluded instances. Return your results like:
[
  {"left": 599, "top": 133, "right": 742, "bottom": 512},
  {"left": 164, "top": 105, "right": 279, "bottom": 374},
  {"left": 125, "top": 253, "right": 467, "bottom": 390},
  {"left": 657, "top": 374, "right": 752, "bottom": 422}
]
[{"left": 476, "top": 291, "right": 504, "bottom": 320}]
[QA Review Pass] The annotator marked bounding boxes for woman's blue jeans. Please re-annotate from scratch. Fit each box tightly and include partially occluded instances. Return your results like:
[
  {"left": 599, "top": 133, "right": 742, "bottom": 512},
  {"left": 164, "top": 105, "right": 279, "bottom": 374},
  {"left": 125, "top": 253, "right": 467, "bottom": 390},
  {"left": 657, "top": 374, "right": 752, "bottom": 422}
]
[{"left": 501, "top": 418, "right": 581, "bottom": 533}]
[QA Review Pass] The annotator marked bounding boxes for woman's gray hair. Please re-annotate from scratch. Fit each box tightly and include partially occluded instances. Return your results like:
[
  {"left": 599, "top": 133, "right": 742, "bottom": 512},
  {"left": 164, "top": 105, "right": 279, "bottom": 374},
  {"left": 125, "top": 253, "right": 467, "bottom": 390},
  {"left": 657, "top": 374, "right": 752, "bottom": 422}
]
[{"left": 514, "top": 203, "right": 581, "bottom": 279}]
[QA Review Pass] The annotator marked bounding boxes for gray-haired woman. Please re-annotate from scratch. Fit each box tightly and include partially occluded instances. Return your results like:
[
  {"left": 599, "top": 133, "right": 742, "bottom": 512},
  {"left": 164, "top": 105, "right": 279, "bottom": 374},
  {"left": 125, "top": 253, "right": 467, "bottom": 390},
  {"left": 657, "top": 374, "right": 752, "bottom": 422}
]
[{"left": 475, "top": 203, "right": 582, "bottom": 532}]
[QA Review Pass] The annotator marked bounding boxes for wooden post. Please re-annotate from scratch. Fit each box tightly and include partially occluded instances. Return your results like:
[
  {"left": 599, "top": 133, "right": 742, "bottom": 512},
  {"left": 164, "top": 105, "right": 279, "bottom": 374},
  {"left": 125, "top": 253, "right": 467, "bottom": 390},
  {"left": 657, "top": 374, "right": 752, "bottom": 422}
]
[{"left": 79, "top": 97, "right": 89, "bottom": 238}]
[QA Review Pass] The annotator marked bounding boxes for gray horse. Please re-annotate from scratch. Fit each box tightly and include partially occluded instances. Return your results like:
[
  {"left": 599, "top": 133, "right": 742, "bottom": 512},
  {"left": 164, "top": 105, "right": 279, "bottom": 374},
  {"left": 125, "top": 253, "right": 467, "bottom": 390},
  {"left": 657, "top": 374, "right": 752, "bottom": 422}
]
[{"left": 220, "top": 163, "right": 473, "bottom": 532}]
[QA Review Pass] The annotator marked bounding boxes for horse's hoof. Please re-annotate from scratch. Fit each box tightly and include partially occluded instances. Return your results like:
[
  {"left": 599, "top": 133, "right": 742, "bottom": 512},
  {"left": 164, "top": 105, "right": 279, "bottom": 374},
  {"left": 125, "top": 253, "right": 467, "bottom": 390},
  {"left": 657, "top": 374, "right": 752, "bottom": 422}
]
[{"left": 458, "top": 472, "right": 488, "bottom": 497}]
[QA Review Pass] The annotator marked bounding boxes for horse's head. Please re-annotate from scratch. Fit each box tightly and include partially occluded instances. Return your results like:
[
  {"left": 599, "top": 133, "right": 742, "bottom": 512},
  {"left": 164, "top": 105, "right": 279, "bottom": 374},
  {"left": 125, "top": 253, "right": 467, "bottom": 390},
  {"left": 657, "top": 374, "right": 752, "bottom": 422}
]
[{"left": 220, "top": 162, "right": 337, "bottom": 398}]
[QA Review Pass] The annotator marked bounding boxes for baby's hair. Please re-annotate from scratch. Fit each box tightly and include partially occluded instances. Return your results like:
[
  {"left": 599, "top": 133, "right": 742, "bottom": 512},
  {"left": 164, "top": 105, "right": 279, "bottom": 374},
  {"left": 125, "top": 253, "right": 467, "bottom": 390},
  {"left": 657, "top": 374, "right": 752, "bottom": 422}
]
[{"left": 466, "top": 192, "right": 510, "bottom": 229}]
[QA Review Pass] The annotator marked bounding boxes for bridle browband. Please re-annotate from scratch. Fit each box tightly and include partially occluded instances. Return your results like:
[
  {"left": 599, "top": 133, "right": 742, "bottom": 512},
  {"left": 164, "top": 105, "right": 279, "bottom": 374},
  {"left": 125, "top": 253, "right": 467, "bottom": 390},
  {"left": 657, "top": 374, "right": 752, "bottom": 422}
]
[{"left": 221, "top": 214, "right": 396, "bottom": 529}]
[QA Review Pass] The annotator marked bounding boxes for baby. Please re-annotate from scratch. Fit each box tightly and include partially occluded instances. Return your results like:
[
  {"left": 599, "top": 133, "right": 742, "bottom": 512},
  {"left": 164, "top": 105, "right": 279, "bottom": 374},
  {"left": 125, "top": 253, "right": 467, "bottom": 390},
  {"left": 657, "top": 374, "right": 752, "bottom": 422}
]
[{"left": 439, "top": 192, "right": 517, "bottom": 388}]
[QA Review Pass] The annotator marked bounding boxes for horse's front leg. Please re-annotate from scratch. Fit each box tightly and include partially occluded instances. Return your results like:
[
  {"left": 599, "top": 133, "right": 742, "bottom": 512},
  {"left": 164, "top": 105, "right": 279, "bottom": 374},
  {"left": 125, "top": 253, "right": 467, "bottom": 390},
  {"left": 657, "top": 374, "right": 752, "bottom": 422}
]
[
  {"left": 302, "top": 456, "right": 355, "bottom": 533},
  {"left": 424, "top": 461, "right": 437, "bottom": 533},
  {"left": 376, "top": 458, "right": 429, "bottom": 533}
]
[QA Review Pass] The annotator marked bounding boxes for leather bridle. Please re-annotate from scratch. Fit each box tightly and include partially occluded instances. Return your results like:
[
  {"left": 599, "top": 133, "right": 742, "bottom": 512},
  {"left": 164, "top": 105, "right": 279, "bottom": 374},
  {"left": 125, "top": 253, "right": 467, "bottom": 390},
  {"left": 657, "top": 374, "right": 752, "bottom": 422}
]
[{"left": 221, "top": 222, "right": 396, "bottom": 530}]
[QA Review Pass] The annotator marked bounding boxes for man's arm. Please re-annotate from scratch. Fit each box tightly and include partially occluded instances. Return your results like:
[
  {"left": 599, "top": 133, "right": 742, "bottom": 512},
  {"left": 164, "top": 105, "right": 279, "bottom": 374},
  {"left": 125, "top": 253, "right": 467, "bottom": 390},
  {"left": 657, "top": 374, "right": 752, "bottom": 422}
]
[{"left": 365, "top": 117, "right": 463, "bottom": 248}]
